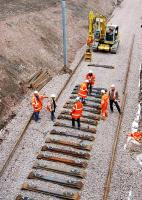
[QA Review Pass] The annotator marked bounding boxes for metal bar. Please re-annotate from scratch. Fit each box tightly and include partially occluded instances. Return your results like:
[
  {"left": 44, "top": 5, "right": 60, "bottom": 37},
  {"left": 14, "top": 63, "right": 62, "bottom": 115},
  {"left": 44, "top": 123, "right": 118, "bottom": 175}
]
[
  {"left": 58, "top": 114, "right": 98, "bottom": 126},
  {"left": 67, "top": 99, "right": 101, "bottom": 107},
  {"left": 46, "top": 137, "right": 92, "bottom": 151},
  {"left": 63, "top": 105, "right": 101, "bottom": 114},
  {"left": 70, "top": 95, "right": 101, "bottom": 104},
  {"left": 28, "top": 172, "right": 83, "bottom": 189},
  {"left": 50, "top": 129, "right": 95, "bottom": 141},
  {"left": 64, "top": 102, "right": 101, "bottom": 110},
  {"left": 71, "top": 91, "right": 101, "bottom": 98},
  {"left": 37, "top": 154, "right": 88, "bottom": 168},
  {"left": 61, "top": 0, "right": 67, "bottom": 67},
  {"left": 21, "top": 182, "right": 80, "bottom": 200},
  {"left": 41, "top": 146, "right": 90, "bottom": 159},
  {"left": 87, "top": 64, "right": 114, "bottom": 69},
  {"left": 75, "top": 85, "right": 107, "bottom": 91},
  {"left": 33, "top": 163, "right": 86, "bottom": 178},
  {"left": 73, "top": 88, "right": 101, "bottom": 95},
  {"left": 54, "top": 122, "right": 96, "bottom": 134},
  {"left": 61, "top": 110, "right": 100, "bottom": 120}
]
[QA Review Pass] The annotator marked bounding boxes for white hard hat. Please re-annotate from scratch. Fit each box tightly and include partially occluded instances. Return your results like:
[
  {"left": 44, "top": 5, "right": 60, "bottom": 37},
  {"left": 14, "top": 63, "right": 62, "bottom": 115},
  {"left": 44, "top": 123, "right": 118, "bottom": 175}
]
[
  {"left": 75, "top": 97, "right": 80, "bottom": 101},
  {"left": 34, "top": 91, "right": 39, "bottom": 94},
  {"left": 51, "top": 94, "right": 56, "bottom": 98},
  {"left": 85, "top": 80, "right": 89, "bottom": 83},
  {"left": 89, "top": 70, "right": 93, "bottom": 73},
  {"left": 111, "top": 84, "right": 115, "bottom": 88},
  {"left": 101, "top": 90, "right": 105, "bottom": 94}
]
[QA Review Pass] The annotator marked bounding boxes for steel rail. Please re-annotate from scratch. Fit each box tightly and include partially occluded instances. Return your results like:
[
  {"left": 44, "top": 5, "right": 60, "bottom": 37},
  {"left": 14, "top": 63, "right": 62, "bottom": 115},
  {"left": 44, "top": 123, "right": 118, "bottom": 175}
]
[{"left": 103, "top": 34, "right": 135, "bottom": 200}]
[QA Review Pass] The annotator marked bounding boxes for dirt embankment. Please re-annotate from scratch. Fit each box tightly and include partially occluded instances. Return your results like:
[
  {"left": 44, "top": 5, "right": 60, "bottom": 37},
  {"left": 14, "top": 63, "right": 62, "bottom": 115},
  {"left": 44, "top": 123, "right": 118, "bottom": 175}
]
[{"left": 0, "top": 0, "right": 120, "bottom": 129}]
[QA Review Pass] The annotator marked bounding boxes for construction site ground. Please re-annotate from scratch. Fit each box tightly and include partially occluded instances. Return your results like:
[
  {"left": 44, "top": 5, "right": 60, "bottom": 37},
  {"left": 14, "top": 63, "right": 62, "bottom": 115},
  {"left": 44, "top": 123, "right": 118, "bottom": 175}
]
[
  {"left": 0, "top": 0, "right": 117, "bottom": 130},
  {"left": 0, "top": 0, "right": 142, "bottom": 199}
]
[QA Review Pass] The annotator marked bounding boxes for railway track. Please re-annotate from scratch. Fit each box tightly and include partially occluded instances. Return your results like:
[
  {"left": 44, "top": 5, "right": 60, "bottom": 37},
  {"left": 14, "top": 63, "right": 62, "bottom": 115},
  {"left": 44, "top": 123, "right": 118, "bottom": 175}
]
[
  {"left": 16, "top": 85, "right": 104, "bottom": 200},
  {"left": 0, "top": 28, "right": 135, "bottom": 200},
  {"left": 0, "top": 51, "right": 85, "bottom": 178},
  {"left": 103, "top": 35, "right": 135, "bottom": 200}
]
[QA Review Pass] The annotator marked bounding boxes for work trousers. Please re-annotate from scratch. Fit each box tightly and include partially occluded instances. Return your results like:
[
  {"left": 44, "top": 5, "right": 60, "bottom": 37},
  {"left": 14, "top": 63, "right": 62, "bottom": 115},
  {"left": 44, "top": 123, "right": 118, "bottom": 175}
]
[
  {"left": 51, "top": 111, "right": 55, "bottom": 121},
  {"left": 88, "top": 83, "right": 92, "bottom": 94},
  {"left": 109, "top": 100, "right": 121, "bottom": 113},
  {"left": 81, "top": 97, "right": 86, "bottom": 103},
  {"left": 33, "top": 111, "right": 40, "bottom": 121},
  {"left": 72, "top": 118, "right": 81, "bottom": 129}
]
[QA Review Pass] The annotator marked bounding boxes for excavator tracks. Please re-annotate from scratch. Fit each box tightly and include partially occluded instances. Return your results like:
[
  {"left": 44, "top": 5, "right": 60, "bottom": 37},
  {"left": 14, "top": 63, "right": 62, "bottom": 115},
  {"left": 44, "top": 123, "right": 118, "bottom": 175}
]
[{"left": 16, "top": 85, "right": 106, "bottom": 200}]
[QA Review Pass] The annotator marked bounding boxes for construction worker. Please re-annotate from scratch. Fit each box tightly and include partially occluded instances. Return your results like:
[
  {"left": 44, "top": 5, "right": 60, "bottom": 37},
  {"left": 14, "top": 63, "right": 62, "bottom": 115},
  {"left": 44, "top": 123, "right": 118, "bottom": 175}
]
[
  {"left": 128, "top": 132, "right": 142, "bottom": 142},
  {"left": 78, "top": 80, "right": 88, "bottom": 103},
  {"left": 46, "top": 94, "right": 57, "bottom": 121},
  {"left": 108, "top": 84, "right": 121, "bottom": 114},
  {"left": 86, "top": 70, "right": 96, "bottom": 94},
  {"left": 32, "top": 91, "right": 48, "bottom": 121},
  {"left": 70, "top": 97, "right": 83, "bottom": 129},
  {"left": 87, "top": 35, "right": 93, "bottom": 46},
  {"left": 101, "top": 90, "right": 109, "bottom": 120}
]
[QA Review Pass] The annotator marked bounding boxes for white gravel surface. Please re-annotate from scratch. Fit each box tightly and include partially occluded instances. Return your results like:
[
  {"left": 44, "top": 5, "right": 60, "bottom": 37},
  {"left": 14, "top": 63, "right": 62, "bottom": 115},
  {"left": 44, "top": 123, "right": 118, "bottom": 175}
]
[{"left": 0, "top": 0, "right": 142, "bottom": 200}]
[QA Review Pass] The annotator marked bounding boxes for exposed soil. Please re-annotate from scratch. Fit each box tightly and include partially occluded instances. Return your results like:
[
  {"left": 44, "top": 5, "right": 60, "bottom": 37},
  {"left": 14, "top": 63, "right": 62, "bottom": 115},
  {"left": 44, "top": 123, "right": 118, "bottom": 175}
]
[{"left": 0, "top": 0, "right": 120, "bottom": 129}]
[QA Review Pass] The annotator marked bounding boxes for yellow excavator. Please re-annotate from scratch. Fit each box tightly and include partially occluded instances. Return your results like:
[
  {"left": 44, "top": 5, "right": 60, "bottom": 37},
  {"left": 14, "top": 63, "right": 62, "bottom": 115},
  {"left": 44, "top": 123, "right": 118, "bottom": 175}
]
[{"left": 86, "top": 11, "right": 120, "bottom": 54}]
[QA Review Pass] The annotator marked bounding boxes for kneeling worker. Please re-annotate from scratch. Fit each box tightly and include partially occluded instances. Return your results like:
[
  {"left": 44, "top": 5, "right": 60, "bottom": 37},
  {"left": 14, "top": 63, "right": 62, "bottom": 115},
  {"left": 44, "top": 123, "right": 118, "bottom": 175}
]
[
  {"left": 101, "top": 90, "right": 109, "bottom": 120},
  {"left": 70, "top": 97, "right": 83, "bottom": 129}
]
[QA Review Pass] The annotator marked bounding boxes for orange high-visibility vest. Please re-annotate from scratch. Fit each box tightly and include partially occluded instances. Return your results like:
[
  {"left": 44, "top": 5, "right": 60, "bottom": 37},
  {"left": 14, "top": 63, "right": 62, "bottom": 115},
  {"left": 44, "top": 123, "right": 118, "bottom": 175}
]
[
  {"left": 101, "top": 94, "right": 109, "bottom": 112},
  {"left": 86, "top": 73, "right": 96, "bottom": 85},
  {"left": 87, "top": 36, "right": 93, "bottom": 46},
  {"left": 32, "top": 95, "right": 45, "bottom": 112},
  {"left": 78, "top": 83, "right": 88, "bottom": 99},
  {"left": 128, "top": 132, "right": 142, "bottom": 141},
  {"left": 71, "top": 101, "right": 83, "bottom": 119}
]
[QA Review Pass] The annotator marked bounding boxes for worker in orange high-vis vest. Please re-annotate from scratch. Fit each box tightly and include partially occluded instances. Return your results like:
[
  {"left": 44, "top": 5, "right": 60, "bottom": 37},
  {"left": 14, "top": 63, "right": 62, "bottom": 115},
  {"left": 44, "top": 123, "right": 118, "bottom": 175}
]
[
  {"left": 70, "top": 97, "right": 83, "bottom": 129},
  {"left": 32, "top": 91, "right": 48, "bottom": 121},
  {"left": 128, "top": 132, "right": 142, "bottom": 141},
  {"left": 78, "top": 80, "right": 88, "bottom": 103},
  {"left": 101, "top": 90, "right": 109, "bottom": 120},
  {"left": 86, "top": 70, "right": 96, "bottom": 94}
]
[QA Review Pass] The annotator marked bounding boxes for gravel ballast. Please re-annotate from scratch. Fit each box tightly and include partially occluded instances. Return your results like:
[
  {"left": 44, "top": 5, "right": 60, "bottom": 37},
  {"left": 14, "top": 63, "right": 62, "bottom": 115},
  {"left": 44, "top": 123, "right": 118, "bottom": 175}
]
[{"left": 0, "top": 0, "right": 142, "bottom": 199}]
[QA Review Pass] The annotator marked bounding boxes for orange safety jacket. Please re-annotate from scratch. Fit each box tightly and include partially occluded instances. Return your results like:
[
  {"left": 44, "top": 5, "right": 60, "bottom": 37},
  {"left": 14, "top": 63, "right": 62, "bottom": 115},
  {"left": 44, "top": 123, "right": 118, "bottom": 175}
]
[
  {"left": 78, "top": 83, "right": 88, "bottom": 99},
  {"left": 32, "top": 95, "right": 45, "bottom": 112},
  {"left": 101, "top": 94, "right": 109, "bottom": 111},
  {"left": 86, "top": 73, "right": 96, "bottom": 85},
  {"left": 87, "top": 36, "right": 93, "bottom": 46},
  {"left": 71, "top": 101, "right": 83, "bottom": 119},
  {"left": 128, "top": 132, "right": 142, "bottom": 141}
]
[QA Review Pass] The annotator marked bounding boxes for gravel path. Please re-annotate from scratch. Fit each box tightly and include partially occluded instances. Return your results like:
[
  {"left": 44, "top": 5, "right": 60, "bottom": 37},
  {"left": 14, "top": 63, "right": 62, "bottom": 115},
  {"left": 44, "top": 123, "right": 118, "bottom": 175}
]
[{"left": 0, "top": 0, "right": 142, "bottom": 199}]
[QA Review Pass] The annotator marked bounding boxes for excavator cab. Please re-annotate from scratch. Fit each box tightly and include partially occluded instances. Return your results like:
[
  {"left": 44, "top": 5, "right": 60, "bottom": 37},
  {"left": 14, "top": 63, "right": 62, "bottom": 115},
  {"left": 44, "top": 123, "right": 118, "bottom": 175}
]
[{"left": 105, "top": 25, "right": 119, "bottom": 43}]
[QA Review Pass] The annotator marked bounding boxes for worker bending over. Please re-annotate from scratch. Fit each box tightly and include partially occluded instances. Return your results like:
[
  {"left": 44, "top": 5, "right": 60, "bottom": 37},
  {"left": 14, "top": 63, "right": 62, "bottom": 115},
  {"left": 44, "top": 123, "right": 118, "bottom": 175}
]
[
  {"left": 32, "top": 91, "right": 48, "bottom": 121},
  {"left": 46, "top": 94, "right": 57, "bottom": 122},
  {"left": 70, "top": 97, "right": 83, "bottom": 129},
  {"left": 101, "top": 90, "right": 109, "bottom": 120},
  {"left": 108, "top": 84, "right": 121, "bottom": 114},
  {"left": 86, "top": 70, "right": 96, "bottom": 94},
  {"left": 78, "top": 80, "right": 88, "bottom": 103}
]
